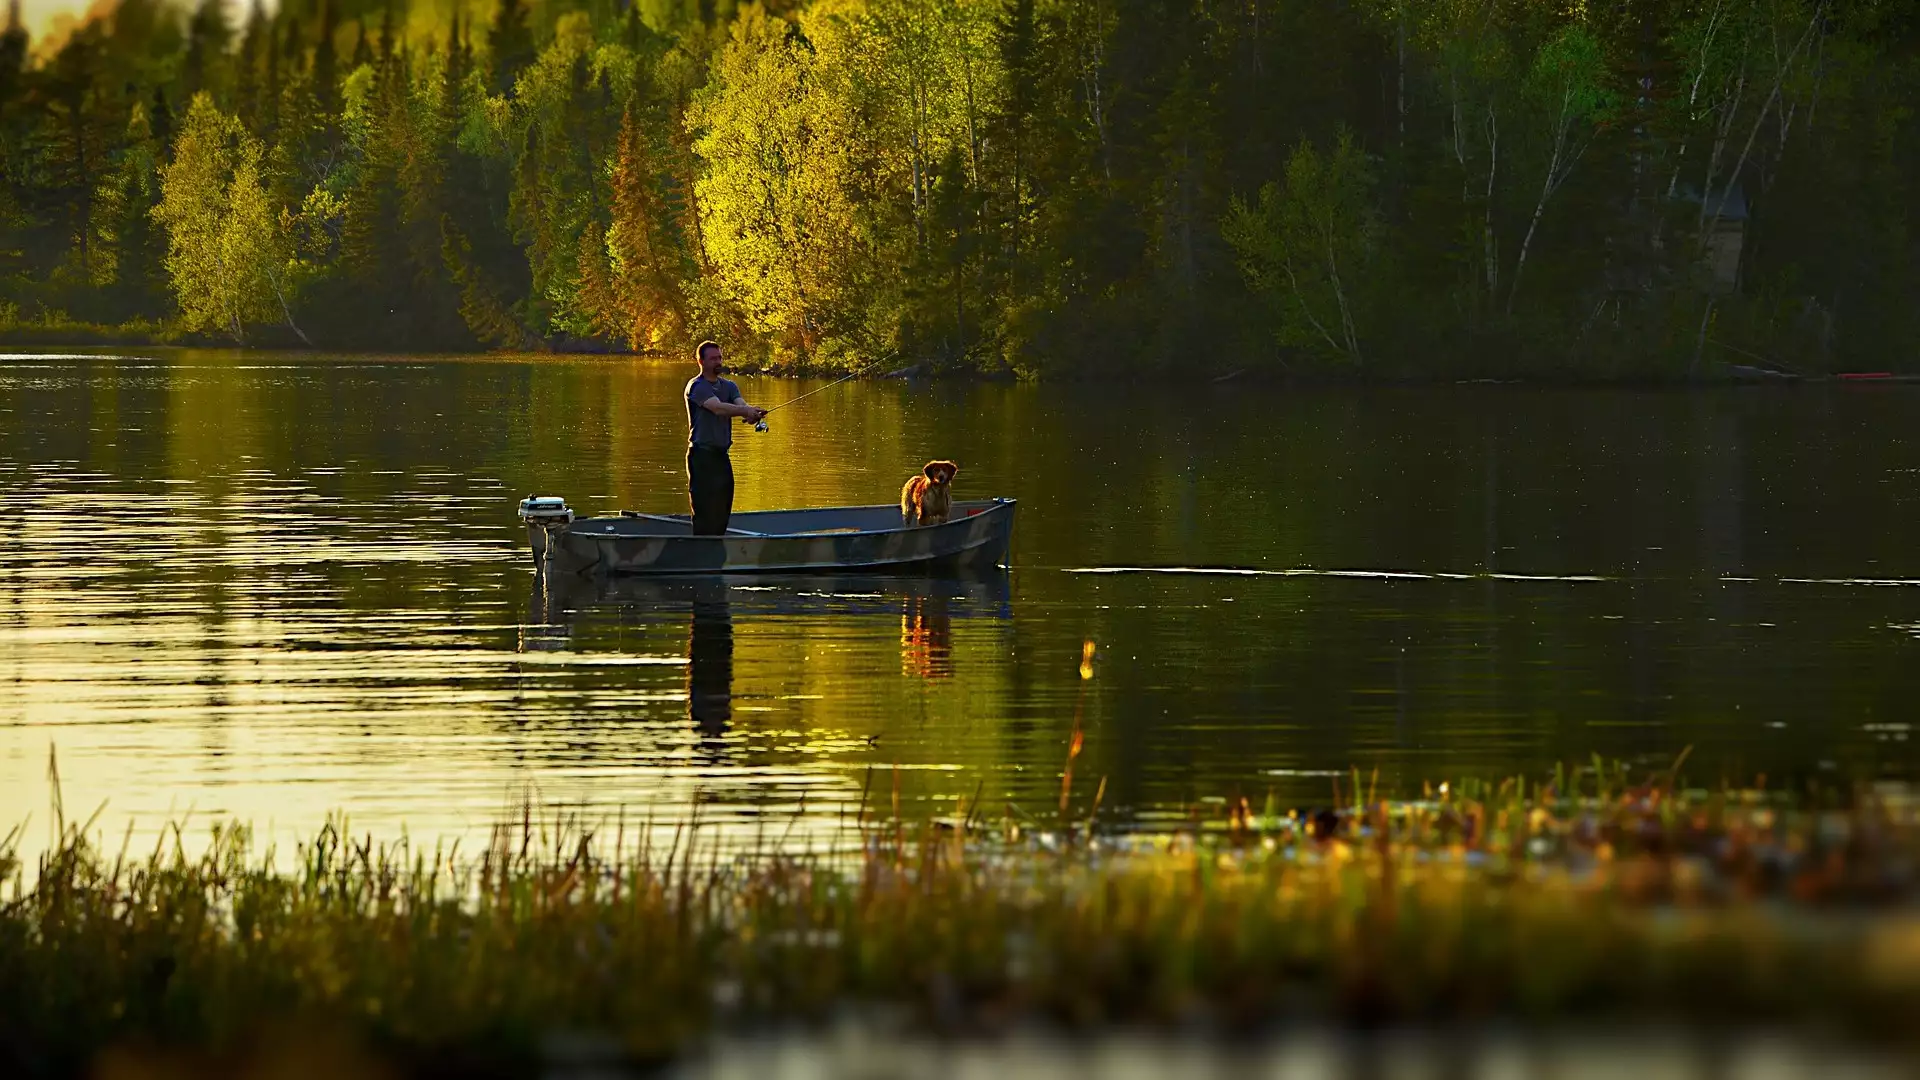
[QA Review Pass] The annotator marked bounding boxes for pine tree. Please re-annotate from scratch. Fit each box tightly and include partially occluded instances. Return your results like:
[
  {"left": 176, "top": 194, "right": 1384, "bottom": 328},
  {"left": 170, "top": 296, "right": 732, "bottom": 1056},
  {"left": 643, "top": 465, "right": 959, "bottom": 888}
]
[
  {"left": 437, "top": 5, "right": 534, "bottom": 347},
  {"left": 489, "top": 0, "right": 536, "bottom": 96},
  {"left": 598, "top": 103, "right": 690, "bottom": 348},
  {"left": 38, "top": 27, "right": 127, "bottom": 299},
  {"left": 378, "top": 1, "right": 397, "bottom": 61},
  {"left": 236, "top": 0, "right": 270, "bottom": 131},
  {"left": 149, "top": 85, "right": 173, "bottom": 156},
  {"left": 93, "top": 100, "right": 169, "bottom": 316},
  {"left": 183, "top": 0, "right": 236, "bottom": 104},
  {"left": 314, "top": 0, "right": 339, "bottom": 116},
  {"left": 350, "top": 21, "right": 372, "bottom": 70},
  {"left": 0, "top": 0, "right": 27, "bottom": 115}
]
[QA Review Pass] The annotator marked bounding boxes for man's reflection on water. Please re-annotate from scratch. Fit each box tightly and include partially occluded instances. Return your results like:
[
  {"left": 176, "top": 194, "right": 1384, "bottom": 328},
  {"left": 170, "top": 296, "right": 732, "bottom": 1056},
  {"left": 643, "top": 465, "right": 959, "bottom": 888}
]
[
  {"left": 687, "top": 579, "right": 734, "bottom": 740},
  {"left": 518, "top": 569, "right": 574, "bottom": 653}
]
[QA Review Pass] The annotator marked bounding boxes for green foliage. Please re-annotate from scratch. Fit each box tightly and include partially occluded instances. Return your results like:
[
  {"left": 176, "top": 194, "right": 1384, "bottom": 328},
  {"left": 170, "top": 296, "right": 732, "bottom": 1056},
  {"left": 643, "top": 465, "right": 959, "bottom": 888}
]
[
  {"left": 585, "top": 104, "right": 695, "bottom": 348},
  {"left": 0, "top": 0, "right": 1910, "bottom": 371},
  {"left": 149, "top": 94, "right": 296, "bottom": 342},
  {"left": 691, "top": 4, "right": 867, "bottom": 357},
  {"left": 1524, "top": 23, "right": 1610, "bottom": 123},
  {"left": 1223, "top": 132, "right": 1380, "bottom": 365},
  {"left": 89, "top": 100, "right": 164, "bottom": 307}
]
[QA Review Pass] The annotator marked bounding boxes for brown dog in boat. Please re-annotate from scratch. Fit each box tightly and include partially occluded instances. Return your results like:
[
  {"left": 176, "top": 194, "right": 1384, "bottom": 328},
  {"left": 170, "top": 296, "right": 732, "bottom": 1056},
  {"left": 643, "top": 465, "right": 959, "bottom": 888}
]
[{"left": 900, "top": 460, "right": 958, "bottom": 527}]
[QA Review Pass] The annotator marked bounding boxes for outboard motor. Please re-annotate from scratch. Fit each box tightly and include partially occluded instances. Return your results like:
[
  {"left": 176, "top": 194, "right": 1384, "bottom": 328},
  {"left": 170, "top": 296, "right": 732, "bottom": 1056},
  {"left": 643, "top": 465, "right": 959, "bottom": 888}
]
[
  {"left": 518, "top": 495, "right": 573, "bottom": 525},
  {"left": 520, "top": 495, "right": 574, "bottom": 575}
]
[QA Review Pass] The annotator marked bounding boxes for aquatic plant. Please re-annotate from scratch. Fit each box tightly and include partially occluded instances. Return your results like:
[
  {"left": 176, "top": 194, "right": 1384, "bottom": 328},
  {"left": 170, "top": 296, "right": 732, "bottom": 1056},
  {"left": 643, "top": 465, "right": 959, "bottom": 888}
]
[{"left": 1, "top": 761, "right": 1916, "bottom": 1078}]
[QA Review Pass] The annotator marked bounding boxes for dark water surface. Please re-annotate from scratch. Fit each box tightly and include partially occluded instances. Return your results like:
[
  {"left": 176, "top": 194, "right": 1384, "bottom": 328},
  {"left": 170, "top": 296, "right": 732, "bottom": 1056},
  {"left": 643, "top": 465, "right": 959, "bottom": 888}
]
[{"left": 1, "top": 351, "right": 1916, "bottom": 856}]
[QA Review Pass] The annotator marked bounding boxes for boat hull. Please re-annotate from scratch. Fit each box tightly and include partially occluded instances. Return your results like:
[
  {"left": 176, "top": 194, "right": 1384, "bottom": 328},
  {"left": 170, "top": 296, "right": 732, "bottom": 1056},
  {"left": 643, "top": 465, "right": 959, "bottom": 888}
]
[{"left": 528, "top": 499, "right": 1016, "bottom": 576}]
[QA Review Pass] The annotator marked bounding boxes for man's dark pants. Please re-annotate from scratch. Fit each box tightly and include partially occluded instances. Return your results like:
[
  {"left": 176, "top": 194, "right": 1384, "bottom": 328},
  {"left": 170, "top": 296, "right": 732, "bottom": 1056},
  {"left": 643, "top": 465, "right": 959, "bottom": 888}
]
[{"left": 687, "top": 446, "right": 734, "bottom": 536}]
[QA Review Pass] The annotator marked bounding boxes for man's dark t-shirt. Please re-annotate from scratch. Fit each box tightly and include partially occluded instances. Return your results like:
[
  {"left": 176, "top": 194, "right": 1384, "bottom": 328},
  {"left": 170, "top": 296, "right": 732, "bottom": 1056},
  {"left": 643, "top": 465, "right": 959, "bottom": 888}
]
[{"left": 686, "top": 375, "right": 742, "bottom": 449}]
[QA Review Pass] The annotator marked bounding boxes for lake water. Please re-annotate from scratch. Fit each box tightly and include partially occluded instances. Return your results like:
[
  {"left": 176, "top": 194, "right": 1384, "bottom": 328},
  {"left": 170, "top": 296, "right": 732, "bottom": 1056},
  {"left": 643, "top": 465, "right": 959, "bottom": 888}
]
[{"left": 1, "top": 351, "right": 1916, "bottom": 858}]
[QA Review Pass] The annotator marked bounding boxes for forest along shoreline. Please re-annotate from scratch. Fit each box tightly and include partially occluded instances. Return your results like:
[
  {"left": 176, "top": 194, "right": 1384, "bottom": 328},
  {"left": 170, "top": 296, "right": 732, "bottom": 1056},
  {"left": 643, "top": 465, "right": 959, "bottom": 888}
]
[{"left": 0, "top": 0, "right": 1911, "bottom": 380}]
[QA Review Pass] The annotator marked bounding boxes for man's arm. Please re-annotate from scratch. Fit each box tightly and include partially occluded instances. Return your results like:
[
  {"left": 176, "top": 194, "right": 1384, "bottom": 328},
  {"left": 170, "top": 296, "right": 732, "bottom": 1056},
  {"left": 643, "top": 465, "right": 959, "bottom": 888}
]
[{"left": 698, "top": 396, "right": 766, "bottom": 421}]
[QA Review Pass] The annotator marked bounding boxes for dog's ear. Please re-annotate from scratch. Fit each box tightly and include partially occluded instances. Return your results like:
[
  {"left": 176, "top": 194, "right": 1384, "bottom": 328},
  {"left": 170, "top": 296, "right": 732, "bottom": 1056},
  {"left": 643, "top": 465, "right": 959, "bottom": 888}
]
[{"left": 922, "top": 461, "right": 942, "bottom": 481}]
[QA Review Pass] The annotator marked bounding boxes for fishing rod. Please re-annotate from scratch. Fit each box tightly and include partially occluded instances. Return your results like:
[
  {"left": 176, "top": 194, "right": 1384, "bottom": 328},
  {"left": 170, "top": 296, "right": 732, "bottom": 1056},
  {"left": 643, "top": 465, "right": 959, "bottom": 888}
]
[{"left": 752, "top": 353, "right": 897, "bottom": 432}]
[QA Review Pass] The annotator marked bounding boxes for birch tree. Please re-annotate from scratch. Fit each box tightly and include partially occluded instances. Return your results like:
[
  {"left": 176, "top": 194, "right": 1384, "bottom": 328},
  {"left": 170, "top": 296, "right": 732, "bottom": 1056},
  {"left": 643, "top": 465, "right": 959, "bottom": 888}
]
[
  {"left": 152, "top": 93, "right": 309, "bottom": 343},
  {"left": 1507, "top": 23, "right": 1611, "bottom": 313},
  {"left": 690, "top": 5, "right": 865, "bottom": 353},
  {"left": 1222, "top": 132, "right": 1379, "bottom": 366}
]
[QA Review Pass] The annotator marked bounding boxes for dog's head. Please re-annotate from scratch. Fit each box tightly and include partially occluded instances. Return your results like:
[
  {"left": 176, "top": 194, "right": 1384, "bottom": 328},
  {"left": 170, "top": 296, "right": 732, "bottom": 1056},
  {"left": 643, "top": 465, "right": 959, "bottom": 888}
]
[{"left": 922, "top": 460, "right": 958, "bottom": 487}]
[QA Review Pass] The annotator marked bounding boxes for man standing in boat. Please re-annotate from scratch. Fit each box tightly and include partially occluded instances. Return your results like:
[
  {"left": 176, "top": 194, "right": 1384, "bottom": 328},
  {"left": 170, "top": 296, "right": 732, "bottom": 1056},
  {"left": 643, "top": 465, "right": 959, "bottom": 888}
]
[{"left": 686, "top": 340, "right": 767, "bottom": 536}]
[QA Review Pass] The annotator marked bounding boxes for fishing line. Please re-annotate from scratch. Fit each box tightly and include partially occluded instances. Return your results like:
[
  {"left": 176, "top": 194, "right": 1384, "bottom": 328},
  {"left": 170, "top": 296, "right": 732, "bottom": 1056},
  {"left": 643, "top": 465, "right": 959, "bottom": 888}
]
[{"left": 752, "top": 352, "right": 898, "bottom": 432}]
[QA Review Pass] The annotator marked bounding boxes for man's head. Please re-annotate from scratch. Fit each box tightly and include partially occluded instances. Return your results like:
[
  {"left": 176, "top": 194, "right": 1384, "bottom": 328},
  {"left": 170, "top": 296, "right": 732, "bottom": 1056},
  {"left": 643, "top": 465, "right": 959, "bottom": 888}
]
[{"left": 695, "top": 340, "right": 723, "bottom": 378}]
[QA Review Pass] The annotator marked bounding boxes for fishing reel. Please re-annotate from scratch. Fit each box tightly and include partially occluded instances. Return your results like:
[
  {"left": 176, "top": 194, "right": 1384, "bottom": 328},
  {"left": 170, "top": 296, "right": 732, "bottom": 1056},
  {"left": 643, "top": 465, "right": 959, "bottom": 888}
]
[{"left": 754, "top": 420, "right": 770, "bottom": 433}]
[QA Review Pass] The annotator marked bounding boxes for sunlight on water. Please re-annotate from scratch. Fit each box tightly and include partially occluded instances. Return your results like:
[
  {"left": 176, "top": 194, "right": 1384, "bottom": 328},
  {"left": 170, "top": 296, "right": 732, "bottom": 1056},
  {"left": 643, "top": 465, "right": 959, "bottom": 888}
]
[
  {"left": 1064, "top": 565, "right": 1614, "bottom": 581},
  {"left": 2, "top": 352, "right": 1917, "bottom": 864}
]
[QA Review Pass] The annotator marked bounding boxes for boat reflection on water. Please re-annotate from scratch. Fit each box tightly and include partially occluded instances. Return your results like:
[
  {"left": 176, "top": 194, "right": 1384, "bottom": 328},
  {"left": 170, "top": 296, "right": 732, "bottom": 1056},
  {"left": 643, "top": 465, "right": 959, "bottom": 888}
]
[{"left": 527, "top": 570, "right": 1013, "bottom": 735}]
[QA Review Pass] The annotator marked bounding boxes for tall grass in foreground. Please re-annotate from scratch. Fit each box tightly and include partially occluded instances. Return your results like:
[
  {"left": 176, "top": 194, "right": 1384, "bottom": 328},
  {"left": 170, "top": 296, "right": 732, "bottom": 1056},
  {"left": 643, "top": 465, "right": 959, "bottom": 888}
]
[{"left": 2, "top": 762, "right": 1918, "bottom": 1078}]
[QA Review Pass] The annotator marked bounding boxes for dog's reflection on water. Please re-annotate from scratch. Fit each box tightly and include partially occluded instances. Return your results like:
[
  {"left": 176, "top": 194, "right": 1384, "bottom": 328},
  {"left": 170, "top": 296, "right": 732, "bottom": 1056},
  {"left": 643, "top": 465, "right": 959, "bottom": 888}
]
[{"left": 900, "top": 593, "right": 952, "bottom": 679}]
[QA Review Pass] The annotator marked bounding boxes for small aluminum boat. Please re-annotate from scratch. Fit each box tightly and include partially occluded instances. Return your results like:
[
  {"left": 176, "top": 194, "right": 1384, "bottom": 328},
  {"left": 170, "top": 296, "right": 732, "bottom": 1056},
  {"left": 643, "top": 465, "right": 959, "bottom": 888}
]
[{"left": 520, "top": 496, "right": 1016, "bottom": 576}]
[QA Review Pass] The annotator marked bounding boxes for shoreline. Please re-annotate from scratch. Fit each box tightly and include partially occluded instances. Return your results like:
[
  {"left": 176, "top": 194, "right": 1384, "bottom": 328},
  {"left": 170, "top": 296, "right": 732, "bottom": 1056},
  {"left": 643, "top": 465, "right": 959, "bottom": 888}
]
[
  {"left": 4, "top": 770, "right": 1918, "bottom": 1077},
  {"left": 0, "top": 341, "right": 1913, "bottom": 387}
]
